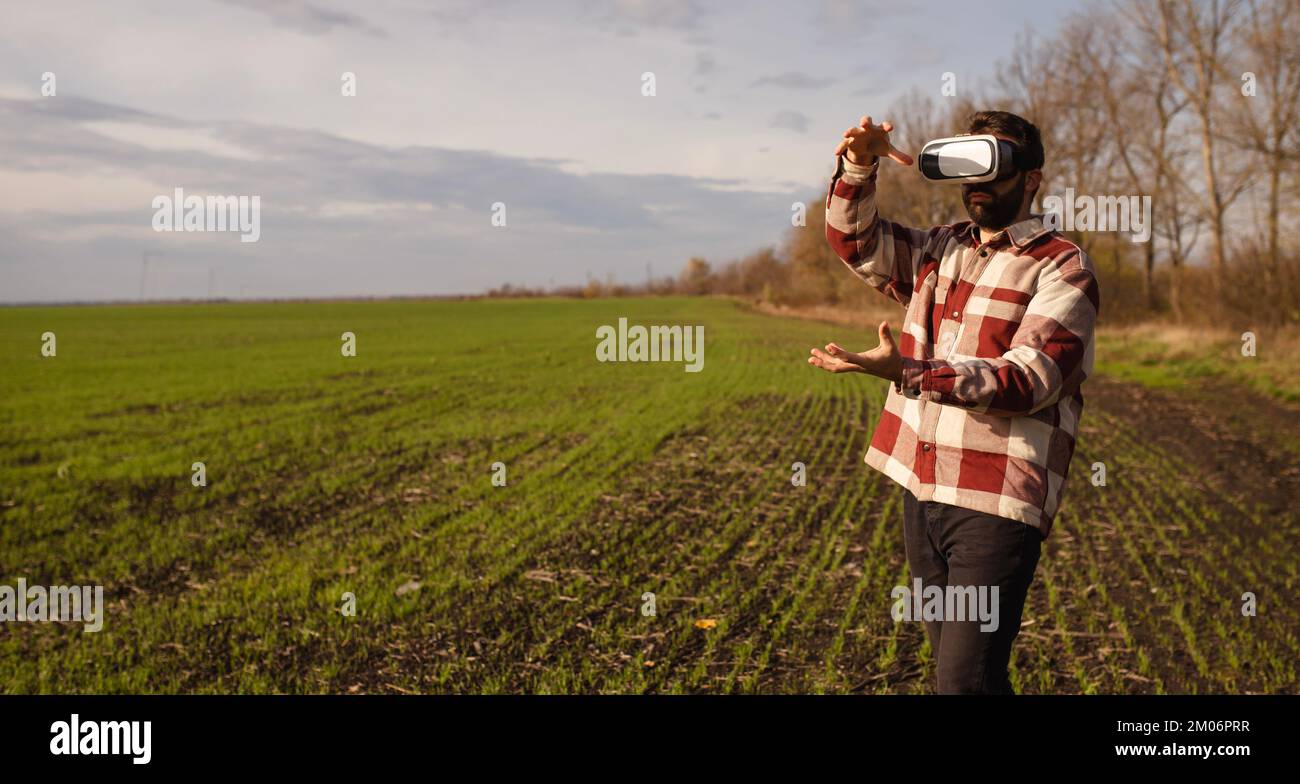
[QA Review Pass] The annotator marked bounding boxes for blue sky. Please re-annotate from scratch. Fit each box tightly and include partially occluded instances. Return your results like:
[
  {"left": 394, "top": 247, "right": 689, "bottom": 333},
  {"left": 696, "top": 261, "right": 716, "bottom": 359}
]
[{"left": 0, "top": 0, "right": 1072, "bottom": 302}]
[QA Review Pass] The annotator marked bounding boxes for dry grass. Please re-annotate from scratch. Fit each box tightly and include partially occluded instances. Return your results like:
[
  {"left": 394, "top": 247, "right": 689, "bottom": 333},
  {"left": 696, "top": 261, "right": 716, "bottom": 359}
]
[
  {"left": 740, "top": 298, "right": 1300, "bottom": 403},
  {"left": 746, "top": 300, "right": 905, "bottom": 333}
]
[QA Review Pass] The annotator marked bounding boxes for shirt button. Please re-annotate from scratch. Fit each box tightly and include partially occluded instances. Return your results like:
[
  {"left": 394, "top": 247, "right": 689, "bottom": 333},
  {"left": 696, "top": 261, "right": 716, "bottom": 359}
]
[
  {"left": 951, "top": 311, "right": 959, "bottom": 318},
  {"left": 922, "top": 443, "right": 932, "bottom": 452}
]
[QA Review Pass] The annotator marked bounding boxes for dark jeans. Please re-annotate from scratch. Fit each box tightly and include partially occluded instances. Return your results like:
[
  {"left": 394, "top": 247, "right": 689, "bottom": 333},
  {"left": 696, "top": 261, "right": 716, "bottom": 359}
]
[{"left": 901, "top": 489, "right": 1043, "bottom": 694}]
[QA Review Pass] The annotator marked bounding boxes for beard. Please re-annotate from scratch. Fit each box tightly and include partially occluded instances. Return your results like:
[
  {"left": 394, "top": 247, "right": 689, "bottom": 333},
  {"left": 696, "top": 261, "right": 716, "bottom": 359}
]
[{"left": 962, "top": 172, "right": 1026, "bottom": 230}]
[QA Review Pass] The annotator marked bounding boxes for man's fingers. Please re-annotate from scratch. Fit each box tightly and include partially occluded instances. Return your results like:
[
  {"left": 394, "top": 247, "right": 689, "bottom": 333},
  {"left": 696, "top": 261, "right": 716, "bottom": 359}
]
[
  {"left": 887, "top": 147, "right": 914, "bottom": 166},
  {"left": 826, "top": 343, "right": 866, "bottom": 366},
  {"left": 807, "top": 353, "right": 836, "bottom": 372},
  {"left": 844, "top": 116, "right": 912, "bottom": 164},
  {"left": 808, "top": 347, "right": 852, "bottom": 373}
]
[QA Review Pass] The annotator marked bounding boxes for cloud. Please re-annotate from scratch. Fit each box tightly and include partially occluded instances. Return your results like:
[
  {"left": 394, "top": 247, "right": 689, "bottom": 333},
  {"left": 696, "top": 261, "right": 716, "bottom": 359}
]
[
  {"left": 749, "top": 71, "right": 836, "bottom": 89},
  {"left": 769, "top": 110, "right": 812, "bottom": 133},
  {"left": 814, "top": 0, "right": 915, "bottom": 42},
  {"left": 0, "top": 96, "right": 804, "bottom": 301},
  {"left": 583, "top": 0, "right": 707, "bottom": 34},
  {"left": 216, "top": 0, "right": 388, "bottom": 37}
]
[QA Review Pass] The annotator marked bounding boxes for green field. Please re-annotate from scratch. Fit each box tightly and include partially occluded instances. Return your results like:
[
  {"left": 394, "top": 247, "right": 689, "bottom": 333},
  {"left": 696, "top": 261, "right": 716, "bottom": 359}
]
[{"left": 1, "top": 297, "right": 1296, "bottom": 693}]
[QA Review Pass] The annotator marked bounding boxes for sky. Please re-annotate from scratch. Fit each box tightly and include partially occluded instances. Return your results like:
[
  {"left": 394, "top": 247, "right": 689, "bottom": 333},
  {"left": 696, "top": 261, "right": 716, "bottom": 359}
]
[{"left": 0, "top": 0, "right": 1072, "bottom": 303}]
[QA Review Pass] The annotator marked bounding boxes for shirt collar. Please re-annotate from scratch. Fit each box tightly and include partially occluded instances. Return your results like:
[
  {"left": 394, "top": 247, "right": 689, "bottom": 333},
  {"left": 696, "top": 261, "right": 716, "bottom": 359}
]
[
  {"left": 1006, "top": 214, "right": 1053, "bottom": 249},
  {"left": 967, "top": 214, "right": 1053, "bottom": 250}
]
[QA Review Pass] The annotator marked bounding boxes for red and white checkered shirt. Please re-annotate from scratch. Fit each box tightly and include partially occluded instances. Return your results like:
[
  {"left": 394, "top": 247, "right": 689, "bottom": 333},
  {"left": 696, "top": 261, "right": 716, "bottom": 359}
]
[{"left": 824, "top": 154, "right": 1099, "bottom": 537}]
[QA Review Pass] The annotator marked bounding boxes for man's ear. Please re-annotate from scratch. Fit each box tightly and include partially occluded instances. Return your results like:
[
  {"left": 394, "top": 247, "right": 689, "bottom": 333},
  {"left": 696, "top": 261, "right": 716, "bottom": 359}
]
[
  {"left": 1026, "top": 169, "right": 1042, "bottom": 191},
  {"left": 1024, "top": 169, "right": 1042, "bottom": 206}
]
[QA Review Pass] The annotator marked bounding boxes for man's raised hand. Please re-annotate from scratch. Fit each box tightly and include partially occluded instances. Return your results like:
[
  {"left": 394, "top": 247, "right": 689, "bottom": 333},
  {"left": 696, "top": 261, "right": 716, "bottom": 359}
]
[{"left": 834, "top": 116, "right": 914, "bottom": 167}]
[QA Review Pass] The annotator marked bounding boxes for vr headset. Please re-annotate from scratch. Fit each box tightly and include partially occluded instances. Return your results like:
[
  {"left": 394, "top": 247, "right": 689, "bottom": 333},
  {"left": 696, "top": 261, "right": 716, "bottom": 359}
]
[{"left": 917, "top": 134, "right": 1033, "bottom": 183}]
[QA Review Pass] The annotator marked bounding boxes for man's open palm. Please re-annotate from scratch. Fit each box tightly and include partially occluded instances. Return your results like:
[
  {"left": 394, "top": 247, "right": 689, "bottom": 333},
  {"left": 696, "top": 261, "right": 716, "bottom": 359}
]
[{"left": 808, "top": 321, "right": 903, "bottom": 383}]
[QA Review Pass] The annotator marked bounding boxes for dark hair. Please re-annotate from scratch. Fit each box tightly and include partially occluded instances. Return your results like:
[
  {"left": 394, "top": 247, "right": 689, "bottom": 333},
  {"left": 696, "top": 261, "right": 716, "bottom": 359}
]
[{"left": 967, "top": 110, "right": 1044, "bottom": 171}]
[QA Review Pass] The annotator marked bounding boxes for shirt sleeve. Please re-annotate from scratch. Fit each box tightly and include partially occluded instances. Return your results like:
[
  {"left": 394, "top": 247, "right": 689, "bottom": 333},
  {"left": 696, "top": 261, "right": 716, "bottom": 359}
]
[
  {"left": 823, "top": 154, "right": 940, "bottom": 307},
  {"left": 896, "top": 250, "right": 1099, "bottom": 416}
]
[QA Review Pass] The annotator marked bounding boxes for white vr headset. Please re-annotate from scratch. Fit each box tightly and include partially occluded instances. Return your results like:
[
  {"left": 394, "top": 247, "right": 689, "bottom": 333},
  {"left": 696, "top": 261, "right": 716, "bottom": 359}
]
[{"left": 917, "top": 134, "right": 1033, "bottom": 184}]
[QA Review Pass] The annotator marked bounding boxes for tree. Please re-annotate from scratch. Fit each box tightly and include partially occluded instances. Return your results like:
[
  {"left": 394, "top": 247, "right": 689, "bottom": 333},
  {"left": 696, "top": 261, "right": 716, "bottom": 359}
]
[
  {"left": 679, "top": 257, "right": 713, "bottom": 295},
  {"left": 1230, "top": 0, "right": 1300, "bottom": 301},
  {"left": 1142, "top": 0, "right": 1251, "bottom": 306}
]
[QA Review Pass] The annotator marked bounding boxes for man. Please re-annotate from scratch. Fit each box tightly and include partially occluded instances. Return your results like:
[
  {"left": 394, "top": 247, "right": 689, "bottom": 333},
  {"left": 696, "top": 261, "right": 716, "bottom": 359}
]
[{"left": 808, "top": 111, "right": 1098, "bottom": 694}]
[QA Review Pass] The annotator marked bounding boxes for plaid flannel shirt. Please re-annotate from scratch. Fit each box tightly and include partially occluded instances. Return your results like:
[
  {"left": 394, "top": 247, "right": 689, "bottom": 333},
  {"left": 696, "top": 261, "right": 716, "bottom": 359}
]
[{"left": 824, "top": 154, "right": 1099, "bottom": 536}]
